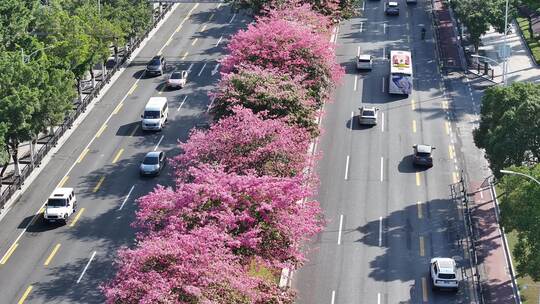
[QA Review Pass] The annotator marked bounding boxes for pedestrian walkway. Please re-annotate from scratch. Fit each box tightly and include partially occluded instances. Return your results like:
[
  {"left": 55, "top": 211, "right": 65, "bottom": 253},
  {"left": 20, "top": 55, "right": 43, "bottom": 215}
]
[
  {"left": 432, "top": 0, "right": 463, "bottom": 70},
  {"left": 469, "top": 181, "right": 519, "bottom": 304},
  {"left": 476, "top": 24, "right": 540, "bottom": 84}
]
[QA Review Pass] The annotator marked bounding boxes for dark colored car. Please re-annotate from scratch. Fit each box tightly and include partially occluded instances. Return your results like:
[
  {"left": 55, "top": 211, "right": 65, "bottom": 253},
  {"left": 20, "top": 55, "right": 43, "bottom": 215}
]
[
  {"left": 385, "top": 1, "right": 400, "bottom": 15},
  {"left": 413, "top": 144, "right": 435, "bottom": 167},
  {"left": 139, "top": 151, "right": 166, "bottom": 176},
  {"left": 146, "top": 55, "right": 166, "bottom": 76}
]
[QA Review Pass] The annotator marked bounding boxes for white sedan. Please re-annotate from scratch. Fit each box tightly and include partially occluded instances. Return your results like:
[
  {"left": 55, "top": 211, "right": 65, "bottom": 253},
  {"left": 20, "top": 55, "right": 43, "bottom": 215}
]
[{"left": 167, "top": 70, "right": 187, "bottom": 89}]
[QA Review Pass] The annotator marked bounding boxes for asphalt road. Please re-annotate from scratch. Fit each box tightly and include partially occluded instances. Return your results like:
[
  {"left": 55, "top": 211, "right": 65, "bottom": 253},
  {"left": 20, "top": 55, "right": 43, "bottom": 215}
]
[
  {"left": 294, "top": 1, "right": 476, "bottom": 303},
  {"left": 0, "top": 3, "right": 248, "bottom": 303}
]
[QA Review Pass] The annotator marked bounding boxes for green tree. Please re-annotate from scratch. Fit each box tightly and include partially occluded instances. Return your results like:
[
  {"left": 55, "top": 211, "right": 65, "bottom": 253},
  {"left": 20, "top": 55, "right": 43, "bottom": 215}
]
[
  {"left": 499, "top": 164, "right": 540, "bottom": 280},
  {"left": 452, "top": 0, "right": 517, "bottom": 51},
  {"left": 0, "top": 51, "right": 75, "bottom": 178},
  {"left": 473, "top": 82, "right": 540, "bottom": 177},
  {"left": 0, "top": 0, "right": 35, "bottom": 51},
  {"left": 518, "top": 0, "right": 540, "bottom": 38}
]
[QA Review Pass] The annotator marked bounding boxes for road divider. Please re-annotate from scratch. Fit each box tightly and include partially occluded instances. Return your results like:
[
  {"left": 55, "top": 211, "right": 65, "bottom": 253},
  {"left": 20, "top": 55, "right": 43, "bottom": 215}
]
[
  {"left": 58, "top": 175, "right": 69, "bottom": 188},
  {"left": 421, "top": 277, "right": 428, "bottom": 302},
  {"left": 452, "top": 171, "right": 459, "bottom": 183},
  {"left": 350, "top": 111, "right": 354, "bottom": 131},
  {"left": 416, "top": 172, "right": 421, "bottom": 186},
  {"left": 127, "top": 83, "right": 137, "bottom": 95},
  {"left": 17, "top": 285, "right": 32, "bottom": 304},
  {"left": 92, "top": 176, "right": 105, "bottom": 193},
  {"left": 95, "top": 124, "right": 107, "bottom": 138},
  {"left": 118, "top": 185, "right": 135, "bottom": 211},
  {"left": 44, "top": 243, "right": 61, "bottom": 266},
  {"left": 419, "top": 236, "right": 425, "bottom": 256},
  {"left": 331, "top": 290, "right": 336, "bottom": 304},
  {"left": 177, "top": 96, "right": 187, "bottom": 112},
  {"left": 112, "top": 102, "right": 124, "bottom": 115},
  {"left": 129, "top": 125, "right": 139, "bottom": 137},
  {"left": 154, "top": 135, "right": 164, "bottom": 151},
  {"left": 380, "top": 157, "right": 384, "bottom": 181},
  {"left": 448, "top": 145, "right": 454, "bottom": 159},
  {"left": 382, "top": 77, "right": 385, "bottom": 92},
  {"left": 77, "top": 148, "right": 89, "bottom": 164},
  {"left": 344, "top": 155, "right": 350, "bottom": 180},
  {"left": 191, "top": 37, "right": 199, "bottom": 46},
  {"left": 411, "top": 98, "right": 416, "bottom": 110},
  {"left": 417, "top": 201, "right": 423, "bottom": 219},
  {"left": 198, "top": 63, "right": 207, "bottom": 76},
  {"left": 112, "top": 148, "right": 124, "bottom": 164},
  {"left": 445, "top": 121, "right": 450, "bottom": 135},
  {"left": 381, "top": 112, "right": 385, "bottom": 132},
  {"left": 379, "top": 216, "right": 383, "bottom": 246},
  {"left": 201, "top": 24, "right": 207, "bottom": 32},
  {"left": 70, "top": 208, "right": 85, "bottom": 228},
  {"left": 337, "top": 214, "right": 343, "bottom": 245},
  {"left": 216, "top": 35, "right": 223, "bottom": 47},
  {"left": 353, "top": 75, "right": 358, "bottom": 91},
  {"left": 0, "top": 242, "right": 18, "bottom": 265},
  {"left": 412, "top": 120, "right": 417, "bottom": 133},
  {"left": 182, "top": 51, "right": 189, "bottom": 60},
  {"left": 77, "top": 251, "right": 96, "bottom": 284}
]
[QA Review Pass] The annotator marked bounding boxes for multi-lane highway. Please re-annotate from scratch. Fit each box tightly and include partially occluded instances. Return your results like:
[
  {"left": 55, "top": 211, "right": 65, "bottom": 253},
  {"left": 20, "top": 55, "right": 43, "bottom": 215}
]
[
  {"left": 294, "top": 1, "right": 476, "bottom": 303},
  {"left": 0, "top": 3, "right": 247, "bottom": 303}
]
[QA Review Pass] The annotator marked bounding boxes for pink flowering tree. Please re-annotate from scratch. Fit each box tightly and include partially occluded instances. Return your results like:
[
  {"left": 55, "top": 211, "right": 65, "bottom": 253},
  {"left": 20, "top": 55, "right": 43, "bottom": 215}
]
[
  {"left": 135, "top": 166, "right": 324, "bottom": 268},
  {"left": 175, "top": 107, "right": 312, "bottom": 178},
  {"left": 221, "top": 18, "right": 343, "bottom": 107},
  {"left": 102, "top": 226, "right": 295, "bottom": 304},
  {"left": 210, "top": 65, "right": 319, "bottom": 136},
  {"left": 259, "top": 4, "right": 332, "bottom": 35}
]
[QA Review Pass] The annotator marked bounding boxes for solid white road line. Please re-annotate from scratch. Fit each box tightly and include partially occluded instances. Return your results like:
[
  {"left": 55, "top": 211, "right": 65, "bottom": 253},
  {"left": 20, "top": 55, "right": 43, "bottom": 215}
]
[
  {"left": 381, "top": 112, "right": 385, "bottom": 132},
  {"left": 360, "top": 22, "right": 364, "bottom": 33},
  {"left": 216, "top": 35, "right": 223, "bottom": 47},
  {"left": 118, "top": 185, "right": 135, "bottom": 211},
  {"left": 379, "top": 216, "right": 383, "bottom": 246},
  {"left": 337, "top": 215, "right": 344, "bottom": 245},
  {"left": 177, "top": 95, "right": 188, "bottom": 112},
  {"left": 187, "top": 63, "right": 194, "bottom": 73},
  {"left": 229, "top": 13, "right": 236, "bottom": 23},
  {"left": 344, "top": 155, "right": 350, "bottom": 180},
  {"left": 77, "top": 251, "right": 97, "bottom": 284},
  {"left": 380, "top": 157, "right": 384, "bottom": 181},
  {"left": 331, "top": 290, "right": 336, "bottom": 304},
  {"left": 197, "top": 62, "right": 207, "bottom": 76},
  {"left": 357, "top": 46, "right": 361, "bottom": 57},
  {"left": 154, "top": 135, "right": 164, "bottom": 151},
  {"left": 378, "top": 293, "right": 381, "bottom": 304},
  {"left": 354, "top": 75, "right": 358, "bottom": 91}
]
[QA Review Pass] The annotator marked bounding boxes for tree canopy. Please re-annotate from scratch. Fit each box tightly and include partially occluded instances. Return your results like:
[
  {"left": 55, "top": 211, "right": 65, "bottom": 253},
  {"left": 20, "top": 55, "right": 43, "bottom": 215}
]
[
  {"left": 473, "top": 82, "right": 540, "bottom": 177},
  {"left": 499, "top": 164, "right": 540, "bottom": 280}
]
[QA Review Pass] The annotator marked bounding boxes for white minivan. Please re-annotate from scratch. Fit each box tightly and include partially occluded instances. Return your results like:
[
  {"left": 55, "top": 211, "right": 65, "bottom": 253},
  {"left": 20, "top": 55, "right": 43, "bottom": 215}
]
[{"left": 141, "top": 97, "right": 168, "bottom": 131}]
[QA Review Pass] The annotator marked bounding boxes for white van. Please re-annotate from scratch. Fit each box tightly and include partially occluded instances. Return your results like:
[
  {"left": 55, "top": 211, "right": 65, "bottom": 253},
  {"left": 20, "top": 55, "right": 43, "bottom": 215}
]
[
  {"left": 141, "top": 97, "right": 168, "bottom": 131},
  {"left": 44, "top": 187, "right": 77, "bottom": 224}
]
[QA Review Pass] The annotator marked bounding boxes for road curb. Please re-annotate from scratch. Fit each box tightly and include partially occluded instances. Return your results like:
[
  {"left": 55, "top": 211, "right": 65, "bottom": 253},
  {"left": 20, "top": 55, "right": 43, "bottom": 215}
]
[{"left": 0, "top": 4, "right": 180, "bottom": 223}]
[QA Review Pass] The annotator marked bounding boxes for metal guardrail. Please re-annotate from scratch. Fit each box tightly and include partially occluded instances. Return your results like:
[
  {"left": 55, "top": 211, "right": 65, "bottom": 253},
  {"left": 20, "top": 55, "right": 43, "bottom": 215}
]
[
  {"left": 459, "top": 171, "right": 486, "bottom": 304},
  {"left": 0, "top": 3, "right": 173, "bottom": 212}
]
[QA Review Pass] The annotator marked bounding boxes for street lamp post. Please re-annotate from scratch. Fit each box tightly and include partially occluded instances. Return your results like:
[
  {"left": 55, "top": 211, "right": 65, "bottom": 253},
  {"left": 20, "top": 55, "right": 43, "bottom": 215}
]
[
  {"left": 502, "top": 0, "right": 509, "bottom": 86},
  {"left": 500, "top": 170, "right": 540, "bottom": 186}
]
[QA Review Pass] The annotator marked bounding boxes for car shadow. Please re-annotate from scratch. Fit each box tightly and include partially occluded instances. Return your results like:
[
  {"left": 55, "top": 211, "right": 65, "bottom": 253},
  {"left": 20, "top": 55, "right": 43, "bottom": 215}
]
[{"left": 398, "top": 155, "right": 429, "bottom": 173}]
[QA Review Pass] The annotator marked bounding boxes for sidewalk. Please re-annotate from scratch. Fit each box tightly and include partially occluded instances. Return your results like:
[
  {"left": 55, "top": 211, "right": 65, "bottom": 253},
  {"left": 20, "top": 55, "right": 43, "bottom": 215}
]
[
  {"left": 474, "top": 24, "right": 540, "bottom": 84},
  {"left": 469, "top": 181, "right": 519, "bottom": 304}
]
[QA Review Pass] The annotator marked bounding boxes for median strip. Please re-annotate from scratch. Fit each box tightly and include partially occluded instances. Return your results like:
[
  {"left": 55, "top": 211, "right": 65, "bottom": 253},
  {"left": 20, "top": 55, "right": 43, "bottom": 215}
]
[
  {"left": 69, "top": 208, "right": 85, "bottom": 228},
  {"left": 17, "top": 285, "right": 33, "bottom": 304},
  {"left": 44, "top": 243, "right": 61, "bottom": 266},
  {"left": 77, "top": 148, "right": 89, "bottom": 164},
  {"left": 0, "top": 242, "right": 19, "bottom": 265},
  {"left": 112, "top": 149, "right": 124, "bottom": 164}
]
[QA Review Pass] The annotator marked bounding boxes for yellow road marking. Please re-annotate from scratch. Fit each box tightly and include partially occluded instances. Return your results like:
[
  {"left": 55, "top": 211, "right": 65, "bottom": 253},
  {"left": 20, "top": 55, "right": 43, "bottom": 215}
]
[
  {"left": 95, "top": 124, "right": 107, "bottom": 138},
  {"left": 411, "top": 99, "right": 416, "bottom": 110},
  {"left": 93, "top": 176, "right": 105, "bottom": 193},
  {"left": 77, "top": 148, "right": 89, "bottom": 164},
  {"left": 201, "top": 24, "right": 207, "bottom": 32},
  {"left": 191, "top": 38, "right": 199, "bottom": 46},
  {"left": 421, "top": 277, "right": 428, "bottom": 302},
  {"left": 416, "top": 172, "right": 421, "bottom": 186},
  {"left": 448, "top": 145, "right": 454, "bottom": 159},
  {"left": 112, "top": 102, "right": 124, "bottom": 115},
  {"left": 412, "top": 120, "right": 417, "bottom": 133},
  {"left": 208, "top": 13, "right": 214, "bottom": 21},
  {"left": 58, "top": 175, "right": 69, "bottom": 188},
  {"left": 17, "top": 285, "right": 33, "bottom": 304},
  {"left": 453, "top": 171, "right": 459, "bottom": 183},
  {"left": 0, "top": 243, "right": 19, "bottom": 265},
  {"left": 419, "top": 236, "right": 425, "bottom": 256},
  {"left": 175, "top": 3, "right": 199, "bottom": 33},
  {"left": 70, "top": 208, "right": 85, "bottom": 228},
  {"left": 417, "top": 201, "right": 423, "bottom": 219},
  {"left": 44, "top": 243, "right": 61, "bottom": 266},
  {"left": 129, "top": 125, "right": 139, "bottom": 137},
  {"left": 445, "top": 121, "right": 450, "bottom": 135},
  {"left": 112, "top": 148, "right": 124, "bottom": 164},
  {"left": 182, "top": 51, "right": 189, "bottom": 60},
  {"left": 127, "top": 83, "right": 137, "bottom": 95}
]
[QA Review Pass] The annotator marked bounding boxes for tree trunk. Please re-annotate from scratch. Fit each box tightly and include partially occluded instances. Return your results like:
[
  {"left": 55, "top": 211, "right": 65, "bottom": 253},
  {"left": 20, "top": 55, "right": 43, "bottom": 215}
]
[
  {"left": 77, "top": 78, "right": 82, "bottom": 103},
  {"left": 9, "top": 140, "right": 20, "bottom": 177},
  {"left": 30, "top": 136, "right": 37, "bottom": 167},
  {"left": 90, "top": 68, "right": 95, "bottom": 89},
  {"left": 102, "top": 61, "right": 106, "bottom": 79}
]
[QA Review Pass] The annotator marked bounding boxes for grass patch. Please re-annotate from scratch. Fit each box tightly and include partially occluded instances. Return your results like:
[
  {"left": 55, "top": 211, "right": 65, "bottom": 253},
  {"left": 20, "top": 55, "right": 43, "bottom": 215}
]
[
  {"left": 496, "top": 184, "right": 540, "bottom": 303},
  {"left": 516, "top": 17, "right": 540, "bottom": 64},
  {"left": 248, "top": 259, "right": 281, "bottom": 285}
]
